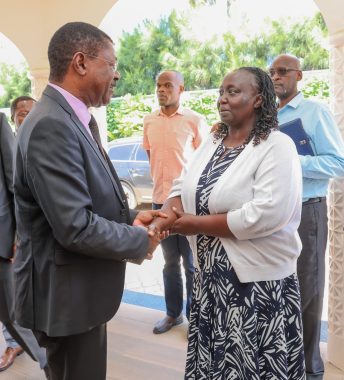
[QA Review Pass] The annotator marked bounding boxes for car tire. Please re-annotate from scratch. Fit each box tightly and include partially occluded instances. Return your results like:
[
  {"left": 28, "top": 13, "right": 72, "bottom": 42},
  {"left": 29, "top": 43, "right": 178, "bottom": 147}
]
[{"left": 121, "top": 182, "right": 138, "bottom": 209}]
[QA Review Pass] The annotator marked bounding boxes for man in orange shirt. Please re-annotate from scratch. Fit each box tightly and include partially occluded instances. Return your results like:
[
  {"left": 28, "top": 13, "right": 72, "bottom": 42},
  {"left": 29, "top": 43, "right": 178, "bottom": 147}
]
[{"left": 143, "top": 70, "right": 209, "bottom": 334}]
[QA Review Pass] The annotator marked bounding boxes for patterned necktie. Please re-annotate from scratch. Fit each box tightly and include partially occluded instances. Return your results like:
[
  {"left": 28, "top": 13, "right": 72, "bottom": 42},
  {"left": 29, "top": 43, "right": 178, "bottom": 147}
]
[{"left": 88, "top": 114, "right": 106, "bottom": 159}]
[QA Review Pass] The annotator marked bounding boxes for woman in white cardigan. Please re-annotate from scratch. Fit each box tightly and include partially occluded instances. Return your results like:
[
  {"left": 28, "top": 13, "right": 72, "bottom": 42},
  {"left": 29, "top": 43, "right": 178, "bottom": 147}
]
[{"left": 151, "top": 67, "right": 305, "bottom": 379}]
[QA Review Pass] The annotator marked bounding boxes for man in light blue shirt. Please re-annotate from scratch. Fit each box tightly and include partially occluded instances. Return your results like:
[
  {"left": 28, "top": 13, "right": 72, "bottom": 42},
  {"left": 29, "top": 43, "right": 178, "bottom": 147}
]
[{"left": 270, "top": 54, "right": 344, "bottom": 380}]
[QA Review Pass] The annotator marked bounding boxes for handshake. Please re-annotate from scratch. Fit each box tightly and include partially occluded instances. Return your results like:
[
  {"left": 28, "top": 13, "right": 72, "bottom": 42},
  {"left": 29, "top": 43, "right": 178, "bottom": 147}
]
[
  {"left": 132, "top": 209, "right": 171, "bottom": 262},
  {"left": 132, "top": 202, "right": 195, "bottom": 263}
]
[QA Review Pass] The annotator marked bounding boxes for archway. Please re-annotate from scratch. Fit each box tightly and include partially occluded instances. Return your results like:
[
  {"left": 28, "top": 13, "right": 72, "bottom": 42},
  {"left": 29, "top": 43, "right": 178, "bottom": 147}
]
[{"left": 0, "top": 0, "right": 343, "bottom": 375}]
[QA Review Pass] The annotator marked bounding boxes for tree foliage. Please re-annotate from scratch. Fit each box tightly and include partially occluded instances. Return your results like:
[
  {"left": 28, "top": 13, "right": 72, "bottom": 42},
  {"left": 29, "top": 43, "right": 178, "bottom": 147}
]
[
  {"left": 116, "top": 11, "right": 328, "bottom": 96},
  {"left": 0, "top": 63, "right": 31, "bottom": 108},
  {"left": 189, "top": 0, "right": 235, "bottom": 15}
]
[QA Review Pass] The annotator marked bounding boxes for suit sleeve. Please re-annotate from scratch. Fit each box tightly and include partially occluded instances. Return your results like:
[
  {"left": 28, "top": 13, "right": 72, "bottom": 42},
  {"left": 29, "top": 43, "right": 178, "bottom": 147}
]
[
  {"left": 25, "top": 118, "right": 148, "bottom": 261},
  {"left": 0, "top": 113, "right": 15, "bottom": 259},
  {"left": 0, "top": 114, "right": 14, "bottom": 194}
]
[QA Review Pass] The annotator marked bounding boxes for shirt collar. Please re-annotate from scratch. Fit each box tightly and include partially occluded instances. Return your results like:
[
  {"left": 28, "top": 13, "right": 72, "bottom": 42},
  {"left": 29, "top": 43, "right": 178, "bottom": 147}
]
[
  {"left": 48, "top": 83, "right": 91, "bottom": 128},
  {"left": 279, "top": 91, "right": 304, "bottom": 110},
  {"left": 158, "top": 105, "right": 184, "bottom": 117}
]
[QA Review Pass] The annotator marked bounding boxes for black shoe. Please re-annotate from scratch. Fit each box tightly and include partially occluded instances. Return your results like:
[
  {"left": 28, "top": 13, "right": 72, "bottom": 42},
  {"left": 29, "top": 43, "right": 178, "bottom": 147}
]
[{"left": 153, "top": 314, "right": 183, "bottom": 334}]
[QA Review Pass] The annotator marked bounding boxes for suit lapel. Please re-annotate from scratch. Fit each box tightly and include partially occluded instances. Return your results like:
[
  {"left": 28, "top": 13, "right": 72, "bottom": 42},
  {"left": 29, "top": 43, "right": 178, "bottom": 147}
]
[{"left": 42, "top": 86, "right": 127, "bottom": 209}]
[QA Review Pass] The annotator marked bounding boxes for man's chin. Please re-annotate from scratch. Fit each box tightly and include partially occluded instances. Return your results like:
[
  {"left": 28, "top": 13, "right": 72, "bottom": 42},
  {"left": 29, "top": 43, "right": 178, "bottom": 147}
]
[
  {"left": 100, "top": 95, "right": 113, "bottom": 107},
  {"left": 275, "top": 90, "right": 287, "bottom": 100}
]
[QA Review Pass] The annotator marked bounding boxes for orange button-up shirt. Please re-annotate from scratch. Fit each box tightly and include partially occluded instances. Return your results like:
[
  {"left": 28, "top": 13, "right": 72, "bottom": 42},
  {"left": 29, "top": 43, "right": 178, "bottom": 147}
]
[{"left": 143, "top": 107, "right": 209, "bottom": 204}]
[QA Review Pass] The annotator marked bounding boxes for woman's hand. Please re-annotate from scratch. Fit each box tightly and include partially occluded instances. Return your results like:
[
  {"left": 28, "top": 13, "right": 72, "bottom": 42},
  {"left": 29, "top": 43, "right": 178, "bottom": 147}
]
[
  {"left": 171, "top": 207, "right": 199, "bottom": 236},
  {"left": 133, "top": 210, "right": 168, "bottom": 229},
  {"left": 148, "top": 216, "right": 174, "bottom": 240}
]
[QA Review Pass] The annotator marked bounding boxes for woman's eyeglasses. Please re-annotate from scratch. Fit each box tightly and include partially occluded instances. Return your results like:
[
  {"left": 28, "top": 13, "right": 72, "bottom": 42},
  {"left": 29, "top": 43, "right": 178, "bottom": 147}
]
[{"left": 268, "top": 67, "right": 300, "bottom": 77}]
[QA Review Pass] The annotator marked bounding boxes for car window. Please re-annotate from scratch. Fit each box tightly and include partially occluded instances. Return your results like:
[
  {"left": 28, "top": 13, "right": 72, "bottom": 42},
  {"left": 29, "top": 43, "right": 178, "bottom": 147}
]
[
  {"left": 135, "top": 145, "right": 149, "bottom": 162},
  {"left": 108, "top": 144, "right": 135, "bottom": 160}
]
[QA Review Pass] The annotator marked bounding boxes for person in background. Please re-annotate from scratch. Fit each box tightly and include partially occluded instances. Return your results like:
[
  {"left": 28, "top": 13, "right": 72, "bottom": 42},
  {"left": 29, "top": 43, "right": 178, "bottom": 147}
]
[
  {"left": 13, "top": 22, "right": 164, "bottom": 380},
  {"left": 151, "top": 67, "right": 305, "bottom": 379},
  {"left": 143, "top": 70, "right": 209, "bottom": 334},
  {"left": 10, "top": 96, "right": 36, "bottom": 132},
  {"left": 0, "top": 110, "right": 48, "bottom": 377},
  {"left": 270, "top": 54, "right": 344, "bottom": 380}
]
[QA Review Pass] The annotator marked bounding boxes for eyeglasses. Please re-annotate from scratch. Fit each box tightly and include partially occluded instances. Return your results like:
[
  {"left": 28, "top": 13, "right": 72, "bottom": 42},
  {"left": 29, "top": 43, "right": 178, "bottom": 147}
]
[
  {"left": 79, "top": 52, "right": 119, "bottom": 72},
  {"left": 268, "top": 67, "right": 300, "bottom": 77}
]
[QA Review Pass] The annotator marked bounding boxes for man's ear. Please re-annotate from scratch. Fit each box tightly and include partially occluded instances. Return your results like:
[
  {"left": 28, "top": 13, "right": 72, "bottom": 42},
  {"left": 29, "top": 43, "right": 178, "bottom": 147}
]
[
  {"left": 253, "top": 94, "right": 263, "bottom": 109},
  {"left": 296, "top": 70, "right": 303, "bottom": 82},
  {"left": 72, "top": 52, "right": 87, "bottom": 76},
  {"left": 179, "top": 84, "right": 185, "bottom": 94}
]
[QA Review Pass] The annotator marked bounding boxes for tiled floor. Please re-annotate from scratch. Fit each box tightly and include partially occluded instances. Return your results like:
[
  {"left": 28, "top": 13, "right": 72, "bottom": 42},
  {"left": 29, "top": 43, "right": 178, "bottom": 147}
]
[
  {"left": 124, "top": 245, "right": 165, "bottom": 296},
  {"left": 0, "top": 304, "right": 188, "bottom": 380},
  {"left": 0, "top": 232, "right": 341, "bottom": 379},
  {"left": 122, "top": 242, "right": 344, "bottom": 380},
  {"left": 124, "top": 244, "right": 329, "bottom": 321}
]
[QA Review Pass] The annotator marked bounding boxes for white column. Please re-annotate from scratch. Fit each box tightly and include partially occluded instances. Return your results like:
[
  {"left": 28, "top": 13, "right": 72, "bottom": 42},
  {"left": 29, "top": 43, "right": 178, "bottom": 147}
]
[
  {"left": 29, "top": 68, "right": 49, "bottom": 100},
  {"left": 327, "top": 32, "right": 344, "bottom": 373}
]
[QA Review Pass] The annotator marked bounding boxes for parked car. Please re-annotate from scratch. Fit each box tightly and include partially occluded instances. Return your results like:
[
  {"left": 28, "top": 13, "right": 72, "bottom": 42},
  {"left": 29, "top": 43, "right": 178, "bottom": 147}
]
[{"left": 107, "top": 136, "right": 153, "bottom": 209}]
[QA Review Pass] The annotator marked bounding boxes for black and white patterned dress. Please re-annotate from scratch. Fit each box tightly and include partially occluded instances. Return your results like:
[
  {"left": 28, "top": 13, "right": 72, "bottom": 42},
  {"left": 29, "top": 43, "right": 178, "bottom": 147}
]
[{"left": 185, "top": 142, "right": 305, "bottom": 380}]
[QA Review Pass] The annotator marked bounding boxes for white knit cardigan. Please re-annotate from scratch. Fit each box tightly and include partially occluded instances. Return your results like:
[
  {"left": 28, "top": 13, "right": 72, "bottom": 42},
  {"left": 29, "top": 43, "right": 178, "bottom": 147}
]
[{"left": 169, "top": 130, "right": 303, "bottom": 282}]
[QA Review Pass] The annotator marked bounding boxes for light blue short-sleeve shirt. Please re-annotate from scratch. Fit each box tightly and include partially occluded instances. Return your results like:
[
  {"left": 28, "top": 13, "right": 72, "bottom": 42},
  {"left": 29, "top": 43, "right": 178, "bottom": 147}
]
[{"left": 278, "top": 92, "right": 344, "bottom": 201}]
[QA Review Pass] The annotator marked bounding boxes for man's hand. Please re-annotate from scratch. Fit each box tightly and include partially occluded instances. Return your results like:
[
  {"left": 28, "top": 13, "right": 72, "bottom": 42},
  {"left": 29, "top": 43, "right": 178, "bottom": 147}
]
[
  {"left": 171, "top": 207, "right": 199, "bottom": 236},
  {"left": 133, "top": 210, "right": 168, "bottom": 233},
  {"left": 148, "top": 215, "right": 175, "bottom": 237},
  {"left": 146, "top": 231, "right": 162, "bottom": 260},
  {"left": 128, "top": 225, "right": 163, "bottom": 264}
]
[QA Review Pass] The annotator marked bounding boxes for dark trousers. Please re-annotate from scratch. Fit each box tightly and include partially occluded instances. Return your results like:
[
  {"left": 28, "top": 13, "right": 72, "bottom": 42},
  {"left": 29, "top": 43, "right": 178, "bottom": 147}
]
[
  {"left": 0, "top": 259, "right": 47, "bottom": 369},
  {"left": 34, "top": 323, "right": 107, "bottom": 380},
  {"left": 298, "top": 199, "right": 327, "bottom": 377},
  {"left": 153, "top": 203, "right": 194, "bottom": 319}
]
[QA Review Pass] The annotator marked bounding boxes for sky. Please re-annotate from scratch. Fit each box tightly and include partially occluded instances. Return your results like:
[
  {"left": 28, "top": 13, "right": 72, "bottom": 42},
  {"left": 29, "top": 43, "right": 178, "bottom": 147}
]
[
  {"left": 100, "top": 0, "right": 319, "bottom": 42},
  {"left": 0, "top": 0, "right": 319, "bottom": 66}
]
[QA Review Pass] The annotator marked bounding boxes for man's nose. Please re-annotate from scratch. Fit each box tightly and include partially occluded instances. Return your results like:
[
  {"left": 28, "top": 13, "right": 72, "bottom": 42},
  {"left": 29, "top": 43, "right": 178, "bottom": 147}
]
[
  {"left": 269, "top": 71, "right": 280, "bottom": 80},
  {"left": 114, "top": 71, "right": 121, "bottom": 80},
  {"left": 218, "top": 95, "right": 227, "bottom": 103}
]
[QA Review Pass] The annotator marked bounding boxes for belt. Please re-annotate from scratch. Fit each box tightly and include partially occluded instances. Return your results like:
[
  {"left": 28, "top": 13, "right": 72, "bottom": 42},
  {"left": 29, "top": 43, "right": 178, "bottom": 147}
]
[{"left": 302, "top": 197, "right": 325, "bottom": 206}]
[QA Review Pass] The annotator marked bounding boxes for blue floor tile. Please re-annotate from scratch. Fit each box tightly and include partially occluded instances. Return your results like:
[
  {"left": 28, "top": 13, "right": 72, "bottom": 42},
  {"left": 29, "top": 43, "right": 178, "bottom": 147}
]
[{"left": 122, "top": 290, "right": 328, "bottom": 342}]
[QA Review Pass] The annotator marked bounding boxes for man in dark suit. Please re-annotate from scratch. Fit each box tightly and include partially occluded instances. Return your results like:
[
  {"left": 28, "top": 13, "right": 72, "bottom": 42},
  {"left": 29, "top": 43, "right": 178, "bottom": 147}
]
[
  {"left": 13, "top": 22, "right": 162, "bottom": 380},
  {"left": 0, "top": 112, "right": 48, "bottom": 376}
]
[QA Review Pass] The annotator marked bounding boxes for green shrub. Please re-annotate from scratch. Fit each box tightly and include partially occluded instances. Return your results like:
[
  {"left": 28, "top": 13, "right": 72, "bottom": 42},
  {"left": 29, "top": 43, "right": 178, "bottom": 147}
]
[
  {"left": 106, "top": 77, "right": 330, "bottom": 142},
  {"left": 106, "top": 94, "right": 155, "bottom": 140},
  {"left": 302, "top": 79, "right": 329, "bottom": 101},
  {"left": 183, "top": 90, "right": 219, "bottom": 126}
]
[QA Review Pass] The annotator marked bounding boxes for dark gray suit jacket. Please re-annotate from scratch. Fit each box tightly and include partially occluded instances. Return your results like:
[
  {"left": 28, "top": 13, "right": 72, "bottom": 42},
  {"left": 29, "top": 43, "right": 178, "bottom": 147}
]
[
  {"left": 0, "top": 113, "right": 16, "bottom": 323},
  {"left": 0, "top": 113, "right": 15, "bottom": 260},
  {"left": 14, "top": 86, "right": 149, "bottom": 337}
]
